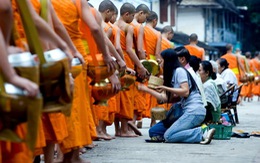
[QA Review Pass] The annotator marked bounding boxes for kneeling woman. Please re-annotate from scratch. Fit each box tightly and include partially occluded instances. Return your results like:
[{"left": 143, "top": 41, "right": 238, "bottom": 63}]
[{"left": 138, "top": 49, "right": 215, "bottom": 144}]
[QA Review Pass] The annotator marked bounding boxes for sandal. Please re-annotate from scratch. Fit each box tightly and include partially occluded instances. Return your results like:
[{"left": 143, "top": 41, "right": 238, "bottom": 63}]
[{"left": 145, "top": 136, "right": 165, "bottom": 143}]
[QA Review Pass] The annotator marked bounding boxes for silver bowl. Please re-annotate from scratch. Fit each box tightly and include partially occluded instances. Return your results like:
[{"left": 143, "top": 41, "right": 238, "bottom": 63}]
[
  {"left": 71, "top": 58, "right": 81, "bottom": 66},
  {"left": 44, "top": 49, "right": 67, "bottom": 62},
  {"left": 8, "top": 52, "right": 36, "bottom": 67},
  {"left": 4, "top": 83, "right": 27, "bottom": 96}
]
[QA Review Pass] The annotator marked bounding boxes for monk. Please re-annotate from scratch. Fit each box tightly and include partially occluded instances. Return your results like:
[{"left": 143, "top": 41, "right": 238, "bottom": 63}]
[
  {"left": 52, "top": 0, "right": 119, "bottom": 162},
  {"left": 0, "top": 28, "right": 40, "bottom": 163},
  {"left": 221, "top": 43, "right": 245, "bottom": 83},
  {"left": 127, "top": 4, "right": 150, "bottom": 131},
  {"left": 161, "top": 25, "right": 174, "bottom": 50},
  {"left": 115, "top": 2, "right": 149, "bottom": 137},
  {"left": 0, "top": 1, "right": 38, "bottom": 162},
  {"left": 29, "top": 0, "right": 89, "bottom": 162},
  {"left": 240, "top": 52, "right": 254, "bottom": 102},
  {"left": 144, "top": 11, "right": 162, "bottom": 61},
  {"left": 96, "top": 0, "right": 125, "bottom": 140},
  {"left": 251, "top": 51, "right": 260, "bottom": 101},
  {"left": 143, "top": 11, "right": 162, "bottom": 127},
  {"left": 185, "top": 33, "right": 205, "bottom": 61}
]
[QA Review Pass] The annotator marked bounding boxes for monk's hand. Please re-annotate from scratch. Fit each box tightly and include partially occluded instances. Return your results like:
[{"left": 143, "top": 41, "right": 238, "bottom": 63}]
[
  {"left": 62, "top": 47, "right": 73, "bottom": 65},
  {"left": 103, "top": 55, "right": 117, "bottom": 73},
  {"left": 7, "top": 46, "right": 23, "bottom": 54},
  {"left": 109, "top": 73, "right": 121, "bottom": 94},
  {"left": 117, "top": 59, "right": 126, "bottom": 73},
  {"left": 73, "top": 51, "right": 87, "bottom": 69},
  {"left": 126, "top": 67, "right": 136, "bottom": 76},
  {"left": 136, "top": 66, "right": 149, "bottom": 79},
  {"left": 156, "top": 58, "right": 162, "bottom": 64},
  {"left": 9, "top": 75, "right": 39, "bottom": 97}
]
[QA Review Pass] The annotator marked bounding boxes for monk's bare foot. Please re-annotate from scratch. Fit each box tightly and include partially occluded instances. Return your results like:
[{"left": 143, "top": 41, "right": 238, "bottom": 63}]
[
  {"left": 136, "top": 121, "right": 142, "bottom": 129},
  {"left": 85, "top": 143, "right": 98, "bottom": 150},
  {"left": 120, "top": 131, "right": 138, "bottom": 137},
  {"left": 63, "top": 149, "right": 90, "bottom": 163},
  {"left": 115, "top": 129, "right": 121, "bottom": 137},
  {"left": 79, "top": 148, "right": 87, "bottom": 155},
  {"left": 97, "top": 132, "right": 112, "bottom": 140},
  {"left": 127, "top": 121, "right": 142, "bottom": 136},
  {"left": 105, "top": 133, "right": 115, "bottom": 139}
]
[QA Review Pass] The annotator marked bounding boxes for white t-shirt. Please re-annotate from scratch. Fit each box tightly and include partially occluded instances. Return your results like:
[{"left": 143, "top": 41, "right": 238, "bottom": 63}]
[{"left": 220, "top": 68, "right": 238, "bottom": 102}]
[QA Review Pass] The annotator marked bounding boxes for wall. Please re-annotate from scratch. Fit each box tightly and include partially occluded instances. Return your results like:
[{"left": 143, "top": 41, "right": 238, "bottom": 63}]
[{"left": 177, "top": 8, "right": 205, "bottom": 41}]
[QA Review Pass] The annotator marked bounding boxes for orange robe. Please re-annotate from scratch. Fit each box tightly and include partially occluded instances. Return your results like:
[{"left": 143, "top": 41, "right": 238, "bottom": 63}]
[
  {"left": 240, "top": 58, "right": 253, "bottom": 98},
  {"left": 1, "top": 124, "right": 33, "bottom": 163},
  {"left": 3, "top": 2, "right": 41, "bottom": 162},
  {"left": 143, "top": 25, "right": 160, "bottom": 60},
  {"left": 143, "top": 25, "right": 161, "bottom": 118},
  {"left": 130, "top": 23, "right": 146, "bottom": 120},
  {"left": 80, "top": 9, "right": 116, "bottom": 127},
  {"left": 52, "top": 0, "right": 92, "bottom": 150},
  {"left": 185, "top": 45, "right": 204, "bottom": 60},
  {"left": 114, "top": 25, "right": 135, "bottom": 120},
  {"left": 221, "top": 53, "right": 240, "bottom": 83},
  {"left": 251, "top": 58, "right": 260, "bottom": 96},
  {"left": 30, "top": 0, "right": 68, "bottom": 151},
  {"left": 161, "top": 37, "right": 173, "bottom": 51}
]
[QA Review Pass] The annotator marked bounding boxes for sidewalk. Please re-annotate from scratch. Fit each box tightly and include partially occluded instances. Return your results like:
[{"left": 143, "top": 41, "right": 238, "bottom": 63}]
[{"left": 83, "top": 98, "right": 260, "bottom": 163}]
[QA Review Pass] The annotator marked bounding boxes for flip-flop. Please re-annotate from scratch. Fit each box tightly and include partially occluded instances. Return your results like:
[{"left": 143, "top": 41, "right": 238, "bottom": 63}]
[
  {"left": 145, "top": 139, "right": 165, "bottom": 143},
  {"left": 231, "top": 132, "right": 251, "bottom": 138},
  {"left": 127, "top": 122, "right": 142, "bottom": 136}
]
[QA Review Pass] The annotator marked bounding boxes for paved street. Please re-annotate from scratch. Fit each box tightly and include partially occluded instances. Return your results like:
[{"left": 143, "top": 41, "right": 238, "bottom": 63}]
[{"left": 83, "top": 98, "right": 260, "bottom": 163}]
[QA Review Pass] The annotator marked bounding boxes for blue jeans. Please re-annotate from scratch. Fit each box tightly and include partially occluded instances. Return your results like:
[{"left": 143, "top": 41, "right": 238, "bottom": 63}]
[{"left": 149, "top": 113, "right": 205, "bottom": 143}]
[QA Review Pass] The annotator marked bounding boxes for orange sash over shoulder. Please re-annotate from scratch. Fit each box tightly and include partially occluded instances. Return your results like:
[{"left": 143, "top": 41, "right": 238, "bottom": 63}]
[
  {"left": 143, "top": 25, "right": 160, "bottom": 59},
  {"left": 52, "top": 0, "right": 92, "bottom": 149},
  {"left": 161, "top": 37, "right": 173, "bottom": 51},
  {"left": 185, "top": 45, "right": 204, "bottom": 60},
  {"left": 221, "top": 53, "right": 239, "bottom": 75}
]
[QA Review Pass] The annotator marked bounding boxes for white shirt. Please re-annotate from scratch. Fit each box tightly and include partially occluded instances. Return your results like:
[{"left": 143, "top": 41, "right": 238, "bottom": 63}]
[
  {"left": 220, "top": 68, "right": 238, "bottom": 102},
  {"left": 186, "top": 66, "right": 207, "bottom": 107}
]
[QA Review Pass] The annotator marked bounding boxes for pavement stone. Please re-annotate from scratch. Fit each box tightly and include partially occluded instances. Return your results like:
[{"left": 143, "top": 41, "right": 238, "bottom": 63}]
[{"left": 83, "top": 98, "right": 260, "bottom": 163}]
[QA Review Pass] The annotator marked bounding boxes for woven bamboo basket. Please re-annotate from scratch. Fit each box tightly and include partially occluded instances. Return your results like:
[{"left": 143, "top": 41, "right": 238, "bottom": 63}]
[
  {"left": 151, "top": 107, "right": 167, "bottom": 120},
  {"left": 148, "top": 75, "right": 164, "bottom": 89}
]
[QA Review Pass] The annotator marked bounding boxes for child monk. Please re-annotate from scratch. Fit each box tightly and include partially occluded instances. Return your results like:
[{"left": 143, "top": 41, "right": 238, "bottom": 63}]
[
  {"left": 128, "top": 4, "right": 150, "bottom": 132},
  {"left": 161, "top": 25, "right": 174, "bottom": 50},
  {"left": 115, "top": 2, "right": 149, "bottom": 137},
  {"left": 143, "top": 11, "right": 162, "bottom": 127}
]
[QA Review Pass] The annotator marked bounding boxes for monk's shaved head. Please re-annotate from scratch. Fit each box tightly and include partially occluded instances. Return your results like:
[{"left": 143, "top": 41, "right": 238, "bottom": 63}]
[
  {"left": 120, "top": 2, "right": 135, "bottom": 16},
  {"left": 146, "top": 11, "right": 158, "bottom": 22},
  {"left": 136, "top": 4, "right": 150, "bottom": 14},
  {"left": 98, "top": 0, "right": 115, "bottom": 12},
  {"left": 161, "top": 25, "right": 173, "bottom": 34},
  {"left": 189, "top": 33, "right": 198, "bottom": 42}
]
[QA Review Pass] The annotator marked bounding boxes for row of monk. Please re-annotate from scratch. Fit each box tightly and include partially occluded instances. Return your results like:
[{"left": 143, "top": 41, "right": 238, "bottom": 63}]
[{"left": 1, "top": 0, "right": 260, "bottom": 162}]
